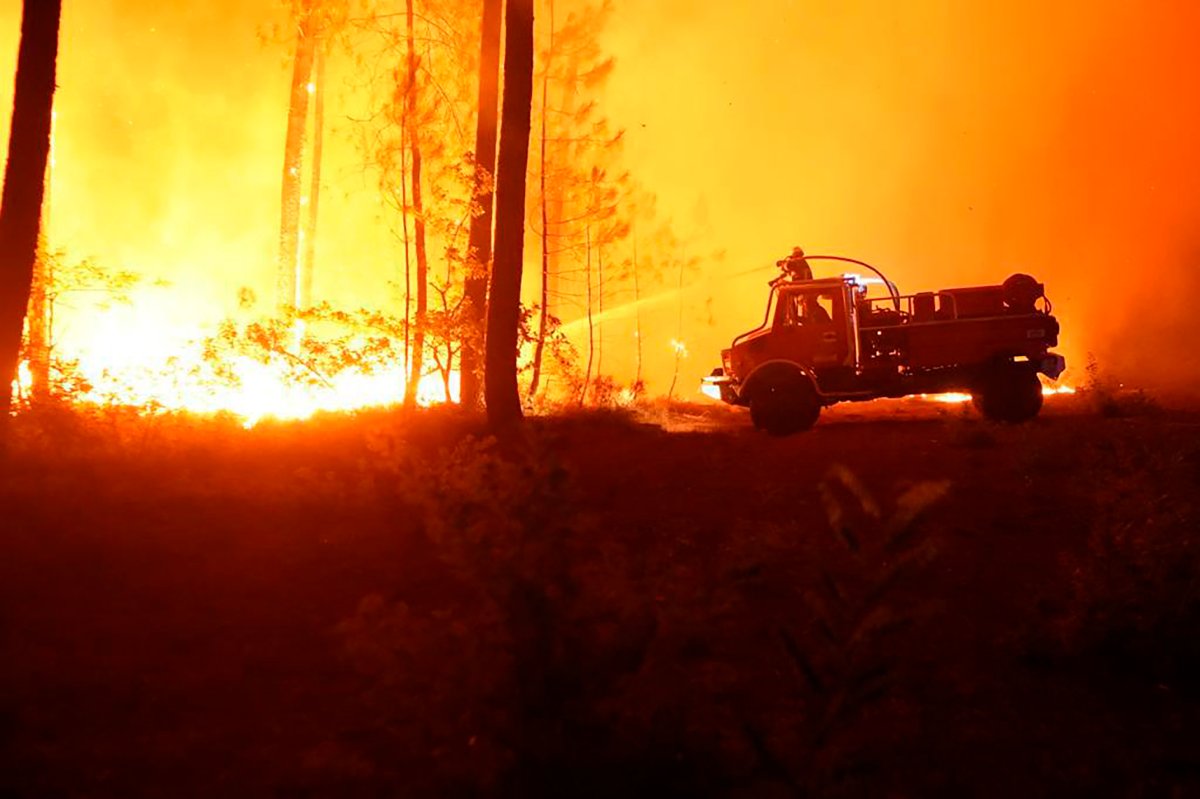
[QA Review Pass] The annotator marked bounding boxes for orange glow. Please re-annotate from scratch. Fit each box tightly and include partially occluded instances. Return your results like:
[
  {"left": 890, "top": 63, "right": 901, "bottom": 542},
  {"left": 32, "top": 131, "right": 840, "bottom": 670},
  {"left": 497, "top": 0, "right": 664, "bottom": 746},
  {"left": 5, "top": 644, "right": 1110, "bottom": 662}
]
[
  {"left": 80, "top": 360, "right": 455, "bottom": 427},
  {"left": 16, "top": 348, "right": 456, "bottom": 426},
  {"left": 692, "top": 385, "right": 1077, "bottom": 407},
  {"left": 926, "top": 393, "right": 973, "bottom": 405},
  {"left": 13, "top": 360, "right": 31, "bottom": 400},
  {"left": 603, "top": 2, "right": 1200, "bottom": 393},
  {"left": 1, "top": 1, "right": 1197, "bottom": 409},
  {"left": 924, "top": 385, "right": 1076, "bottom": 405}
]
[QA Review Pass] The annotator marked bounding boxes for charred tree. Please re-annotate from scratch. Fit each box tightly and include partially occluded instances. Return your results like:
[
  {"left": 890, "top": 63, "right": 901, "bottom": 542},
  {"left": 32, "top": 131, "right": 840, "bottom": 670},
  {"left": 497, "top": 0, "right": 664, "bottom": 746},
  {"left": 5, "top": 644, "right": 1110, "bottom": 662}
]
[
  {"left": 25, "top": 238, "right": 50, "bottom": 402},
  {"left": 596, "top": 239, "right": 604, "bottom": 376},
  {"left": 527, "top": 0, "right": 554, "bottom": 402},
  {"left": 632, "top": 234, "right": 642, "bottom": 389},
  {"left": 299, "top": 45, "right": 325, "bottom": 309},
  {"left": 25, "top": 103, "right": 53, "bottom": 403},
  {"left": 580, "top": 225, "right": 594, "bottom": 405},
  {"left": 398, "top": 98, "right": 412, "bottom": 388},
  {"left": 460, "top": 0, "right": 503, "bottom": 410},
  {"left": 402, "top": 0, "right": 430, "bottom": 408},
  {"left": 485, "top": 0, "right": 535, "bottom": 427},
  {"left": 534, "top": 1, "right": 616, "bottom": 332},
  {"left": 277, "top": 0, "right": 316, "bottom": 311},
  {"left": 667, "top": 247, "right": 686, "bottom": 400},
  {"left": 0, "top": 0, "right": 61, "bottom": 417}
]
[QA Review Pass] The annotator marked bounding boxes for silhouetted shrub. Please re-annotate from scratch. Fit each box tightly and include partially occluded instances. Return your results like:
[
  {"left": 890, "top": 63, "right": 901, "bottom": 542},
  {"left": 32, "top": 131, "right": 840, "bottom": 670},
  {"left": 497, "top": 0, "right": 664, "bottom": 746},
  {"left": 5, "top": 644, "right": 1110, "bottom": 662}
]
[
  {"left": 1061, "top": 431, "right": 1200, "bottom": 690},
  {"left": 340, "top": 431, "right": 665, "bottom": 795},
  {"left": 1082, "top": 354, "right": 1160, "bottom": 418}
]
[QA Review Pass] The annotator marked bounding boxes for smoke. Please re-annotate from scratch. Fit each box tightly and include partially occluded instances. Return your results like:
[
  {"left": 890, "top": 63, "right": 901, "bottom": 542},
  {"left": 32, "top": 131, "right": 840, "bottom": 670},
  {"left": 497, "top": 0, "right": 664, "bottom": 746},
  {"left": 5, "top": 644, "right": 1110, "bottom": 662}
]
[
  {"left": 602, "top": 0, "right": 1200, "bottom": 392},
  {"left": 0, "top": 0, "right": 398, "bottom": 357},
  {"left": 1, "top": 0, "right": 1197, "bottom": 393}
]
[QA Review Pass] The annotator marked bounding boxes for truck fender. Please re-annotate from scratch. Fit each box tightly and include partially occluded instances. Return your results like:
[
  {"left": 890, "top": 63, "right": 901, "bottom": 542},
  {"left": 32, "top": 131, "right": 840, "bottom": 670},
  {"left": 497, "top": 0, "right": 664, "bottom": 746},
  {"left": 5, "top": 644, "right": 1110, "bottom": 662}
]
[{"left": 740, "top": 360, "right": 821, "bottom": 403}]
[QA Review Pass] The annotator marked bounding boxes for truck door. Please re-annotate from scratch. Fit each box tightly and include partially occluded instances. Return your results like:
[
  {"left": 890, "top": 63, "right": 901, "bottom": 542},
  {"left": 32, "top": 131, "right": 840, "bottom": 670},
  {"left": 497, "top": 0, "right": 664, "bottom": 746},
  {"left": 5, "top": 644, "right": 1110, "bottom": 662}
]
[{"left": 773, "top": 288, "right": 849, "bottom": 368}]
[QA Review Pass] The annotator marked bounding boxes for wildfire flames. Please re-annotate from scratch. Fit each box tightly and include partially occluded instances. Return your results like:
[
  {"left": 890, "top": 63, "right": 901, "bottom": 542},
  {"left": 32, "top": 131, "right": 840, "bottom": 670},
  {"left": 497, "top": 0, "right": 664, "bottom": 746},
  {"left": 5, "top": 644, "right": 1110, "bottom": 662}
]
[
  {"left": 4, "top": 0, "right": 1196, "bottom": 422},
  {"left": 696, "top": 382, "right": 1075, "bottom": 406},
  {"left": 13, "top": 305, "right": 460, "bottom": 425},
  {"left": 14, "top": 351, "right": 457, "bottom": 427},
  {"left": 923, "top": 385, "right": 1076, "bottom": 404}
]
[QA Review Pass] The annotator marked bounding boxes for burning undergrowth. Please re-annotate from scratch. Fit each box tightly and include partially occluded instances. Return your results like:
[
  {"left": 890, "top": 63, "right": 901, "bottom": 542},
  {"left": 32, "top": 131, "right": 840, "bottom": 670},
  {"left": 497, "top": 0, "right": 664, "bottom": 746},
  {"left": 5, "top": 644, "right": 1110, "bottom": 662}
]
[{"left": 13, "top": 282, "right": 595, "bottom": 424}]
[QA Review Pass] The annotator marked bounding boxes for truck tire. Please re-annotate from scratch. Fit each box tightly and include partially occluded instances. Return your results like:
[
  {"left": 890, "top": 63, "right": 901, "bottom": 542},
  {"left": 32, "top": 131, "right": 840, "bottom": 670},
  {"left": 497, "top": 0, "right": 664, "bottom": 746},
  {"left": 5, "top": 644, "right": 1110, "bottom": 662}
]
[
  {"left": 749, "top": 371, "right": 821, "bottom": 435},
  {"left": 973, "top": 365, "right": 1043, "bottom": 423}
]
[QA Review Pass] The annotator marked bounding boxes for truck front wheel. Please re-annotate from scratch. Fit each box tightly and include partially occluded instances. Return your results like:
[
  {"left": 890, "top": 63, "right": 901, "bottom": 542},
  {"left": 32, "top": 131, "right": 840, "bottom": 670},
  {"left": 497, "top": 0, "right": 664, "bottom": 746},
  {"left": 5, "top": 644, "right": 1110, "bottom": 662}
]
[
  {"left": 973, "top": 365, "right": 1043, "bottom": 423},
  {"left": 749, "top": 373, "right": 821, "bottom": 435}
]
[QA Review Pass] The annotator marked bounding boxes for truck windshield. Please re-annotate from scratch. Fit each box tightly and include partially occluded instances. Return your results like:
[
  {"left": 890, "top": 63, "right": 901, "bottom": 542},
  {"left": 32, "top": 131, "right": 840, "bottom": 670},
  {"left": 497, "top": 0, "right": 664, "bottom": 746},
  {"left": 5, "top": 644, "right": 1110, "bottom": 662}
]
[{"left": 779, "top": 291, "right": 835, "bottom": 326}]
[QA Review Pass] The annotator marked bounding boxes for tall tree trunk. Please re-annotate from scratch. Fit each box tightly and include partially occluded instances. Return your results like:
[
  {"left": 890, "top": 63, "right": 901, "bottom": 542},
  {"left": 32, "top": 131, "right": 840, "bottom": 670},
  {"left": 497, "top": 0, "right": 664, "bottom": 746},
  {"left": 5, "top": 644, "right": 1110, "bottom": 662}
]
[
  {"left": 633, "top": 234, "right": 642, "bottom": 390},
  {"left": 527, "top": 0, "right": 554, "bottom": 402},
  {"left": 26, "top": 103, "right": 54, "bottom": 402},
  {"left": 580, "top": 225, "right": 593, "bottom": 406},
  {"left": 399, "top": 109, "right": 412, "bottom": 388},
  {"left": 546, "top": 40, "right": 575, "bottom": 322},
  {"left": 596, "top": 242, "right": 603, "bottom": 377},
  {"left": 277, "top": 0, "right": 315, "bottom": 311},
  {"left": 460, "top": 0, "right": 503, "bottom": 410},
  {"left": 0, "top": 0, "right": 61, "bottom": 418},
  {"left": 299, "top": 45, "right": 325, "bottom": 309},
  {"left": 667, "top": 249, "right": 686, "bottom": 400},
  {"left": 485, "top": 0, "right": 535, "bottom": 428},
  {"left": 26, "top": 239, "right": 49, "bottom": 401},
  {"left": 403, "top": 0, "right": 429, "bottom": 408}
]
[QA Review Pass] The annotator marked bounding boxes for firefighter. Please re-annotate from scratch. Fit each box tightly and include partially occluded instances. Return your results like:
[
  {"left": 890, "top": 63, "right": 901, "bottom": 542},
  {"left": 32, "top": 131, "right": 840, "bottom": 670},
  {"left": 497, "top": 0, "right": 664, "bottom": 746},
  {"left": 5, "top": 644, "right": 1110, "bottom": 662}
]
[
  {"left": 777, "top": 246, "right": 813, "bottom": 282},
  {"left": 802, "top": 295, "right": 832, "bottom": 324}
]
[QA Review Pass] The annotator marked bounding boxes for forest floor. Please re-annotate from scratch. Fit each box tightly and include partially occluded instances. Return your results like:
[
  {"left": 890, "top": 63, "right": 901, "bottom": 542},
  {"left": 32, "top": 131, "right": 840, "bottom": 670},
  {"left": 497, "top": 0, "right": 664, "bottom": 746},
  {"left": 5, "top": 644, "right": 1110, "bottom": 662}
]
[{"left": 2, "top": 390, "right": 1199, "bottom": 797}]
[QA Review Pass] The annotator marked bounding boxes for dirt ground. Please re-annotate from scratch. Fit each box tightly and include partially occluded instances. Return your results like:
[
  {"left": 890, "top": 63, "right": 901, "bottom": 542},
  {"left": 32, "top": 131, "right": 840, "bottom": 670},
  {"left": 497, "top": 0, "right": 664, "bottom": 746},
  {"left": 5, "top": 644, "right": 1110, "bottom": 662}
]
[{"left": 2, "top": 393, "right": 1199, "bottom": 797}]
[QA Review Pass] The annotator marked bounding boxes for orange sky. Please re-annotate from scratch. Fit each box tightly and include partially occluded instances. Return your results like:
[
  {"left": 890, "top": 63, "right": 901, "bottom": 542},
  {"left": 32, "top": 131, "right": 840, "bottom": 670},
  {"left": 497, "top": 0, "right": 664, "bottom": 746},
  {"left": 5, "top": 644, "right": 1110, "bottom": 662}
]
[
  {"left": 1, "top": 0, "right": 1198, "bottom": 392},
  {"left": 602, "top": 0, "right": 1200, "bottom": 390}
]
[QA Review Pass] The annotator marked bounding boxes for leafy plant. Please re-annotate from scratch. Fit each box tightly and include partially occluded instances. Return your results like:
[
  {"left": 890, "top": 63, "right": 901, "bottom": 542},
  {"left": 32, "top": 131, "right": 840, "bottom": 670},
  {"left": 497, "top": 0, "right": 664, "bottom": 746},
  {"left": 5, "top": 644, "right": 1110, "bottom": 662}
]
[
  {"left": 341, "top": 431, "right": 658, "bottom": 794},
  {"left": 202, "top": 302, "right": 407, "bottom": 389},
  {"left": 747, "top": 465, "right": 950, "bottom": 795}
]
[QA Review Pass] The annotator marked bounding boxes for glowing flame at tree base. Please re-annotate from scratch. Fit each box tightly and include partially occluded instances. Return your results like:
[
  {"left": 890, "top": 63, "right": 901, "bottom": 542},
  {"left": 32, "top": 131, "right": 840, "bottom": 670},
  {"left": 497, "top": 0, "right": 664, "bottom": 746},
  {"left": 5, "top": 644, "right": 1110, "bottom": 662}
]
[
  {"left": 9, "top": 296, "right": 467, "bottom": 425},
  {"left": 12, "top": 354, "right": 459, "bottom": 428}
]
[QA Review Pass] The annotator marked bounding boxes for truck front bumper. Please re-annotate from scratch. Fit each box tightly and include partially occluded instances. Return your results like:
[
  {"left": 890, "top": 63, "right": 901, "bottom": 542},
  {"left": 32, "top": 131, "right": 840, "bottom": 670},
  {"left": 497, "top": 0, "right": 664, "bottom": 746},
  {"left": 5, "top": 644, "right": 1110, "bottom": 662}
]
[{"left": 701, "top": 368, "right": 740, "bottom": 404}]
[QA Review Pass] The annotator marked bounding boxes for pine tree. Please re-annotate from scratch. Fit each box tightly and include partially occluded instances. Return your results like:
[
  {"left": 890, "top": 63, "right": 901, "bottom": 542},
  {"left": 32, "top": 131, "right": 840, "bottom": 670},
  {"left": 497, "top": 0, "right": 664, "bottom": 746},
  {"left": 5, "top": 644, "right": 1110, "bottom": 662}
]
[
  {"left": 525, "top": 0, "right": 624, "bottom": 402},
  {"left": 401, "top": 0, "right": 431, "bottom": 407},
  {"left": 0, "top": 0, "right": 61, "bottom": 418},
  {"left": 298, "top": 46, "right": 325, "bottom": 309},
  {"left": 485, "top": 0, "right": 535, "bottom": 427},
  {"left": 355, "top": 0, "right": 480, "bottom": 404},
  {"left": 460, "top": 0, "right": 502, "bottom": 410},
  {"left": 277, "top": 0, "right": 316, "bottom": 311}
]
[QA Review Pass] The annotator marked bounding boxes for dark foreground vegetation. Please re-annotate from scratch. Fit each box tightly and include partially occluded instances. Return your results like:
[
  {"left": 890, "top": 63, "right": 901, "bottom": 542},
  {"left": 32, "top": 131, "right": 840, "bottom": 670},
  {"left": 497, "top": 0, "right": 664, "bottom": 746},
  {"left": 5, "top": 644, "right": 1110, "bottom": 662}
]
[{"left": 2, "top": 391, "right": 1199, "bottom": 797}]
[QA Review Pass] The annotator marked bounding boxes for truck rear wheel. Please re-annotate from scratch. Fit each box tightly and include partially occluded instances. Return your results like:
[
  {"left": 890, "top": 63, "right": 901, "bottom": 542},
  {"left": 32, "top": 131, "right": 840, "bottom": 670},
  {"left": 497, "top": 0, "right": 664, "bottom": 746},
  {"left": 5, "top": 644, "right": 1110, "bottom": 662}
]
[
  {"left": 749, "top": 372, "right": 821, "bottom": 435},
  {"left": 973, "top": 365, "right": 1043, "bottom": 423}
]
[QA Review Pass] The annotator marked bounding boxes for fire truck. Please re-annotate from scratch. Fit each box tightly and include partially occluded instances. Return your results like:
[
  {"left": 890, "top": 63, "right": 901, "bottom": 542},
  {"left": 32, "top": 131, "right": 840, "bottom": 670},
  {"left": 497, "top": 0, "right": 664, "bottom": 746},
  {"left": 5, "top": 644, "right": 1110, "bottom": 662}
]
[{"left": 703, "top": 253, "right": 1066, "bottom": 435}]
